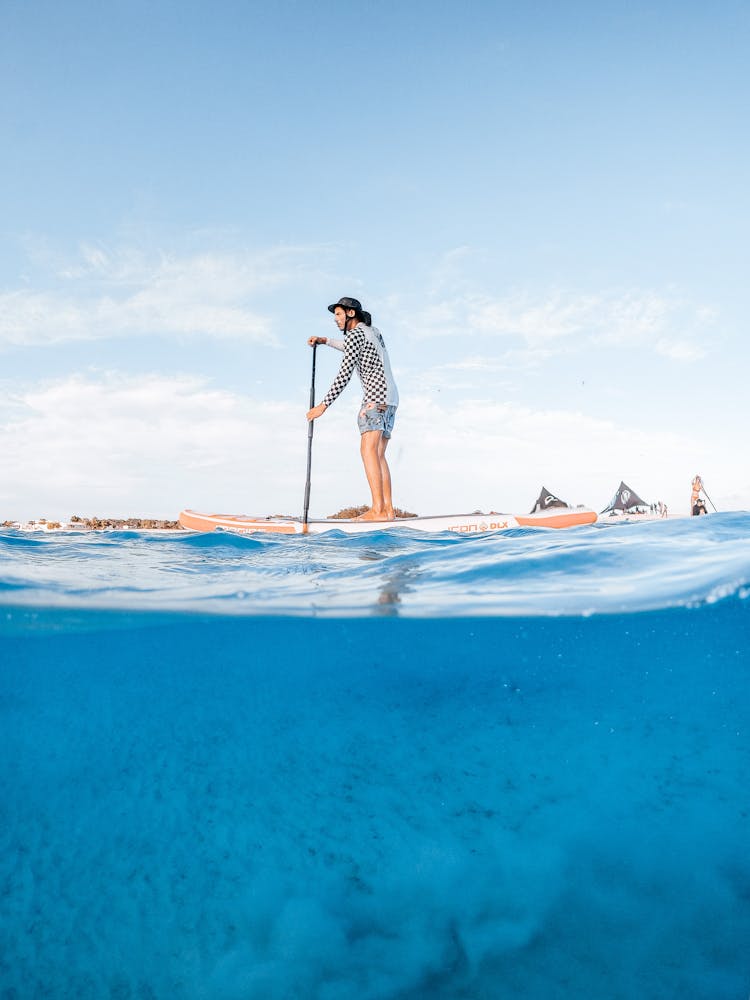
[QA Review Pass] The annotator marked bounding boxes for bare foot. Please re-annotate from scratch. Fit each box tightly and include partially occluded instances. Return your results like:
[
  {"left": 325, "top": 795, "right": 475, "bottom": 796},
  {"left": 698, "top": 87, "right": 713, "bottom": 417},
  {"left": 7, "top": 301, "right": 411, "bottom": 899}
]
[{"left": 356, "top": 508, "right": 389, "bottom": 521}]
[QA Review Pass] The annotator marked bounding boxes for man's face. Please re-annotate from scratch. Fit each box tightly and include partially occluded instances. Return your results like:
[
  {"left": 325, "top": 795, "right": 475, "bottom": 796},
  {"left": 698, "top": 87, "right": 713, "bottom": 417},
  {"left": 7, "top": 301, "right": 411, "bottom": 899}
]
[{"left": 333, "top": 307, "right": 353, "bottom": 331}]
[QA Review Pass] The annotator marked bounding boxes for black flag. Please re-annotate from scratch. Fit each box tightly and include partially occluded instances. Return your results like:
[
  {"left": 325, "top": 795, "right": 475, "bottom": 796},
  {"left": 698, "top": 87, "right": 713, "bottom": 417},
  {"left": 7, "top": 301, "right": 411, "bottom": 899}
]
[
  {"left": 530, "top": 487, "right": 570, "bottom": 514},
  {"left": 601, "top": 481, "right": 649, "bottom": 513}
]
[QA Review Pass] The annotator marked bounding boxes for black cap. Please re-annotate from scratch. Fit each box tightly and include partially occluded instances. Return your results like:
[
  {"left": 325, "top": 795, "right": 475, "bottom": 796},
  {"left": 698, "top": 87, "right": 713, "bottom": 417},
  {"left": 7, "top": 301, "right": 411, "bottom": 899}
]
[{"left": 328, "top": 296, "right": 363, "bottom": 314}]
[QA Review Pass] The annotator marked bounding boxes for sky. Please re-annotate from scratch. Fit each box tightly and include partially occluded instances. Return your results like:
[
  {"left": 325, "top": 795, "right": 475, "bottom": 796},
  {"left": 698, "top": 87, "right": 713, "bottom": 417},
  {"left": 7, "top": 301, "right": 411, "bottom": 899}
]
[{"left": 1, "top": 0, "right": 748, "bottom": 521}]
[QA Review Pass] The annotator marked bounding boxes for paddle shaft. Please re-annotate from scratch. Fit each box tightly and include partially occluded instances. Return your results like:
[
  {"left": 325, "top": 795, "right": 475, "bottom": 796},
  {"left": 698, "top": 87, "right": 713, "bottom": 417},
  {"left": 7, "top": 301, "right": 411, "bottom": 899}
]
[
  {"left": 702, "top": 486, "right": 718, "bottom": 512},
  {"left": 303, "top": 343, "right": 318, "bottom": 524}
]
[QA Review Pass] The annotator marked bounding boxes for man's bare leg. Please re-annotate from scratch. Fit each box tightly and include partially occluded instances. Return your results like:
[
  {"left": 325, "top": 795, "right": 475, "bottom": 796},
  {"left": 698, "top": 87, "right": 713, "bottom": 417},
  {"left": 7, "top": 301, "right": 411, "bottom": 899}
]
[
  {"left": 358, "top": 430, "right": 387, "bottom": 520},
  {"left": 379, "top": 436, "right": 394, "bottom": 519}
]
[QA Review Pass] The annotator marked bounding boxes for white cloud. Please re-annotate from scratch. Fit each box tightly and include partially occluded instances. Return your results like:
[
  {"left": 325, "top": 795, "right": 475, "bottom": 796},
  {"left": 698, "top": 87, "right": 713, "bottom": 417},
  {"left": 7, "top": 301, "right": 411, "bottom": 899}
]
[
  {"left": 432, "top": 354, "right": 515, "bottom": 373},
  {"left": 0, "top": 243, "right": 332, "bottom": 347},
  {"left": 0, "top": 373, "right": 308, "bottom": 518},
  {"left": 0, "top": 289, "right": 272, "bottom": 346},
  {"left": 400, "top": 352, "right": 539, "bottom": 395},
  {"left": 1, "top": 372, "right": 743, "bottom": 522},
  {"left": 469, "top": 293, "right": 600, "bottom": 342},
  {"left": 653, "top": 338, "right": 707, "bottom": 362},
  {"left": 3, "top": 238, "right": 716, "bottom": 375},
  {"left": 397, "top": 287, "right": 712, "bottom": 363}
]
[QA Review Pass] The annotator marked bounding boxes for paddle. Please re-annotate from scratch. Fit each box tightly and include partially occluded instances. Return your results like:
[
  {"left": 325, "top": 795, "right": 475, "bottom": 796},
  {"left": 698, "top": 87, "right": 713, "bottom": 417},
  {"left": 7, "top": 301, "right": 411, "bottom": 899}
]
[
  {"left": 303, "top": 342, "right": 318, "bottom": 525},
  {"left": 702, "top": 482, "right": 718, "bottom": 512}
]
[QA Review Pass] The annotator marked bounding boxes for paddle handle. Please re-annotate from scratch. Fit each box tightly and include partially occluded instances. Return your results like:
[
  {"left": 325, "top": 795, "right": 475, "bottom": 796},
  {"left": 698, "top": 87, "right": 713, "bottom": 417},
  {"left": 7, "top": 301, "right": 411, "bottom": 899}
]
[{"left": 303, "top": 343, "right": 317, "bottom": 524}]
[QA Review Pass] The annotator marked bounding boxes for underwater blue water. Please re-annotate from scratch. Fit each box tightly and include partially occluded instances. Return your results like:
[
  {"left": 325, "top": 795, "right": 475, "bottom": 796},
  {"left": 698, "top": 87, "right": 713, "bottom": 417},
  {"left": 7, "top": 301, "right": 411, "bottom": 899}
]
[{"left": 1, "top": 514, "right": 749, "bottom": 998}]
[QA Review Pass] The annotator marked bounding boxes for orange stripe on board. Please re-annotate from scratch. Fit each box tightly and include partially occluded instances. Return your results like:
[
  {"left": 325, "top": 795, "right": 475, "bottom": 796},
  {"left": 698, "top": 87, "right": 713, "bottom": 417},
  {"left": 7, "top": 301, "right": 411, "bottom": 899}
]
[
  {"left": 210, "top": 520, "right": 297, "bottom": 534},
  {"left": 516, "top": 511, "right": 597, "bottom": 528},
  {"left": 178, "top": 510, "right": 299, "bottom": 534}
]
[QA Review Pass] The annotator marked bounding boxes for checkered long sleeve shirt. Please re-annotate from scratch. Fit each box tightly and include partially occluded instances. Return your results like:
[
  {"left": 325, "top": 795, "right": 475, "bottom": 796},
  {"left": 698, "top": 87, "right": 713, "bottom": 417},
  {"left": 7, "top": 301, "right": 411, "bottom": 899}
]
[{"left": 322, "top": 323, "right": 398, "bottom": 409}]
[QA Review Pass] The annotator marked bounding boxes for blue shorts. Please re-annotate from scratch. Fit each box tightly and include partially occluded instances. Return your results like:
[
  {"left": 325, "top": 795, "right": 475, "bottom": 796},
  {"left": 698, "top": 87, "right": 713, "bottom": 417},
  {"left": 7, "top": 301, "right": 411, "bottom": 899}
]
[{"left": 357, "top": 402, "right": 397, "bottom": 438}]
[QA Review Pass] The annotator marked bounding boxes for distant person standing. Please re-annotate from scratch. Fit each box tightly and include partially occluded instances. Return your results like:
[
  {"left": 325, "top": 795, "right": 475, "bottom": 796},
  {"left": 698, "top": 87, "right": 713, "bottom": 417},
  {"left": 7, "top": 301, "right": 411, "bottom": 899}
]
[
  {"left": 307, "top": 297, "right": 399, "bottom": 521},
  {"left": 691, "top": 474, "right": 706, "bottom": 516}
]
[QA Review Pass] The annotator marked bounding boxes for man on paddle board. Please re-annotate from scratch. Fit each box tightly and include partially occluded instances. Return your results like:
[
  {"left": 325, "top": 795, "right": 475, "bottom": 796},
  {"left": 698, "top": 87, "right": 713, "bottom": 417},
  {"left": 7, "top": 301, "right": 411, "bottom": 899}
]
[{"left": 307, "top": 297, "right": 398, "bottom": 521}]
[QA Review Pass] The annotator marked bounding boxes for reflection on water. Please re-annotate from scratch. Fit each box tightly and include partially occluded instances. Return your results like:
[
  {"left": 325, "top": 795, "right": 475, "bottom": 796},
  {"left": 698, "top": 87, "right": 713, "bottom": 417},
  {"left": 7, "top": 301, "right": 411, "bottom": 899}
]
[{"left": 375, "top": 561, "right": 421, "bottom": 616}]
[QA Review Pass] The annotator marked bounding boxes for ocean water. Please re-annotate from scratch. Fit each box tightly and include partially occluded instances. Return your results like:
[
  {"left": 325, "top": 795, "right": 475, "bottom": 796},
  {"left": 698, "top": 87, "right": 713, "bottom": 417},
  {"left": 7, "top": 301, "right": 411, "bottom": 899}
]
[{"left": 1, "top": 514, "right": 749, "bottom": 999}]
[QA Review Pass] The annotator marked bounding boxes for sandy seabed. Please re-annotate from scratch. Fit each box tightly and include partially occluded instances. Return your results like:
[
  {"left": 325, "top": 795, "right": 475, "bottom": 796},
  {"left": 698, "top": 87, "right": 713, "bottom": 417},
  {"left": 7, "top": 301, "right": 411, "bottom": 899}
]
[{"left": 1, "top": 606, "right": 748, "bottom": 999}]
